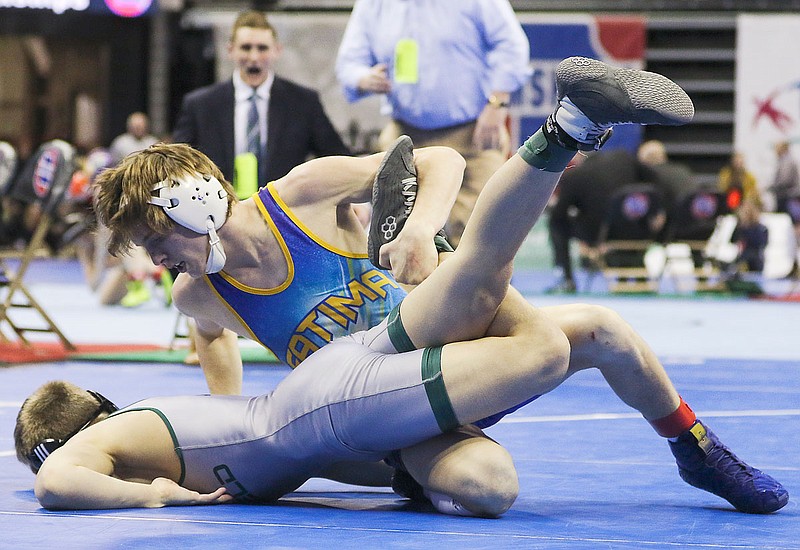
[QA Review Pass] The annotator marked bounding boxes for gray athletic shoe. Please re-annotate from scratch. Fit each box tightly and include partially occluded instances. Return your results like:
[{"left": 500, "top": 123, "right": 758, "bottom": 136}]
[
  {"left": 554, "top": 56, "right": 694, "bottom": 150},
  {"left": 368, "top": 135, "right": 417, "bottom": 269}
]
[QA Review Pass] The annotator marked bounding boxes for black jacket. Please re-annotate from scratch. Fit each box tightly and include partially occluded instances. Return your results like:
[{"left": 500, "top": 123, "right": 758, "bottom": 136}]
[{"left": 172, "top": 76, "right": 350, "bottom": 183}]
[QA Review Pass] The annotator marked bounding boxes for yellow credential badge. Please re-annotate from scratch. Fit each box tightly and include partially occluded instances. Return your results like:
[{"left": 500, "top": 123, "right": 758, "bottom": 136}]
[{"left": 394, "top": 38, "right": 419, "bottom": 84}]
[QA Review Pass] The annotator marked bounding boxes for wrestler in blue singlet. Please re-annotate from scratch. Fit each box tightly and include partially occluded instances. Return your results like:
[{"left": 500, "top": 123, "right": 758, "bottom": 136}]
[{"left": 205, "top": 182, "right": 407, "bottom": 367}]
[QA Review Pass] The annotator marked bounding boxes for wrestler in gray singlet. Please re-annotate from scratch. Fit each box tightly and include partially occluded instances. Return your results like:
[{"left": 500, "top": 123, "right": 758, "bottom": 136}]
[{"left": 113, "top": 316, "right": 456, "bottom": 502}]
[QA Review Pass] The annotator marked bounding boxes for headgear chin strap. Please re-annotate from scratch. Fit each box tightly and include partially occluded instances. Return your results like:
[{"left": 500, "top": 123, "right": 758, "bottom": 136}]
[
  {"left": 205, "top": 218, "right": 227, "bottom": 273},
  {"left": 148, "top": 173, "right": 229, "bottom": 274}
]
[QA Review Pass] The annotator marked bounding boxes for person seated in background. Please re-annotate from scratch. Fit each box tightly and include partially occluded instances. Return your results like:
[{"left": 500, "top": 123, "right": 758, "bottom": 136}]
[
  {"left": 717, "top": 151, "right": 763, "bottom": 211},
  {"left": 109, "top": 112, "right": 160, "bottom": 165},
  {"left": 719, "top": 198, "right": 769, "bottom": 296},
  {"left": 731, "top": 198, "right": 769, "bottom": 274},
  {"left": 768, "top": 141, "right": 800, "bottom": 213}
]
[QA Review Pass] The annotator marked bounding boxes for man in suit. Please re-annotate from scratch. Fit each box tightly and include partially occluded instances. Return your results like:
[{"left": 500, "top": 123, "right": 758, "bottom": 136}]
[{"left": 173, "top": 10, "right": 350, "bottom": 191}]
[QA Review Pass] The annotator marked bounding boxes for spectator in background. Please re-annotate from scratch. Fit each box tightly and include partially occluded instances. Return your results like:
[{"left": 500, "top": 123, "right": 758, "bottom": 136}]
[
  {"left": 768, "top": 140, "right": 800, "bottom": 213},
  {"left": 731, "top": 198, "right": 769, "bottom": 274},
  {"left": 0, "top": 135, "right": 39, "bottom": 247},
  {"left": 717, "top": 151, "right": 762, "bottom": 211},
  {"left": 545, "top": 149, "right": 646, "bottom": 293},
  {"left": 109, "top": 112, "right": 159, "bottom": 164},
  {"left": 636, "top": 139, "right": 697, "bottom": 215},
  {"left": 105, "top": 114, "right": 164, "bottom": 307},
  {"left": 173, "top": 10, "right": 350, "bottom": 196},
  {"left": 335, "top": 0, "right": 530, "bottom": 246}
]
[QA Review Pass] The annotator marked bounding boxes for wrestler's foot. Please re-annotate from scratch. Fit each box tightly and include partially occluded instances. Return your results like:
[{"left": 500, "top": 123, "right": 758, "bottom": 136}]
[
  {"left": 391, "top": 468, "right": 428, "bottom": 503},
  {"left": 368, "top": 135, "right": 417, "bottom": 269},
  {"left": 549, "top": 56, "right": 695, "bottom": 150},
  {"left": 669, "top": 420, "right": 789, "bottom": 513}
]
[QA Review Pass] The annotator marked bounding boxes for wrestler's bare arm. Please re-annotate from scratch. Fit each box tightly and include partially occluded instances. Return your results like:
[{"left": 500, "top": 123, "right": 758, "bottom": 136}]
[
  {"left": 34, "top": 414, "right": 232, "bottom": 510},
  {"left": 172, "top": 276, "right": 244, "bottom": 395},
  {"left": 275, "top": 146, "right": 464, "bottom": 284}
]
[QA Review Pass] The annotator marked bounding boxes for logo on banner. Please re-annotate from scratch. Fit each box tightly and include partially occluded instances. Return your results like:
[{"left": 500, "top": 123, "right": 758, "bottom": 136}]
[
  {"left": 104, "top": 0, "right": 151, "bottom": 17},
  {"left": 751, "top": 81, "right": 800, "bottom": 132},
  {"left": 33, "top": 148, "right": 61, "bottom": 199}
]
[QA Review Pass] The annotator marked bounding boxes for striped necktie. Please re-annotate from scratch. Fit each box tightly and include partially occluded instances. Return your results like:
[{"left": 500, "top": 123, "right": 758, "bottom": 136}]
[{"left": 247, "top": 92, "right": 262, "bottom": 168}]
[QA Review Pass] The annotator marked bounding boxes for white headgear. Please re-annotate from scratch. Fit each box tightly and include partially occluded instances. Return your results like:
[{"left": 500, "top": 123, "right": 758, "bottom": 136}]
[{"left": 148, "top": 173, "right": 229, "bottom": 273}]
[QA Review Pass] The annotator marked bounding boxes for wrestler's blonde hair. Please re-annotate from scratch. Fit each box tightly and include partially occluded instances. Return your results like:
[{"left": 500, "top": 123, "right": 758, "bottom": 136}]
[
  {"left": 14, "top": 381, "right": 102, "bottom": 471},
  {"left": 94, "top": 142, "right": 236, "bottom": 257}
]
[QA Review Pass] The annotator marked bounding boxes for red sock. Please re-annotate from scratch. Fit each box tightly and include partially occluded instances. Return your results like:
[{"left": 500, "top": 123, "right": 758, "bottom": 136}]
[{"left": 649, "top": 397, "right": 697, "bottom": 438}]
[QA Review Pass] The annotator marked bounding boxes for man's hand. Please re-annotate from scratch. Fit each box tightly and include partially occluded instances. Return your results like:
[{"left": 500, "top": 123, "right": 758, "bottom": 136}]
[
  {"left": 473, "top": 104, "right": 509, "bottom": 151},
  {"left": 379, "top": 222, "right": 439, "bottom": 285},
  {"left": 151, "top": 477, "right": 233, "bottom": 507},
  {"left": 358, "top": 63, "right": 392, "bottom": 94}
]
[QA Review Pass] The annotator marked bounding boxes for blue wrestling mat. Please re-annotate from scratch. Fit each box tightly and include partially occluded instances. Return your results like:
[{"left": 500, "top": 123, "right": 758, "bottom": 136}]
[
  {"left": 0, "top": 261, "right": 797, "bottom": 548},
  {"left": 1, "top": 357, "right": 798, "bottom": 548}
]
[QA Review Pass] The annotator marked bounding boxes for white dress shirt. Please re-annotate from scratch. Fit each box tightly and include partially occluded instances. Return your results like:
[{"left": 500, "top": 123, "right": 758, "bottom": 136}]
[{"left": 233, "top": 70, "right": 273, "bottom": 157}]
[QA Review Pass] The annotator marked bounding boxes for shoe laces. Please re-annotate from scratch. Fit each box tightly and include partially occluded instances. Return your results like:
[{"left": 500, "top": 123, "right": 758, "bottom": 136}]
[
  {"left": 553, "top": 100, "right": 614, "bottom": 151},
  {"left": 705, "top": 444, "right": 757, "bottom": 486}
]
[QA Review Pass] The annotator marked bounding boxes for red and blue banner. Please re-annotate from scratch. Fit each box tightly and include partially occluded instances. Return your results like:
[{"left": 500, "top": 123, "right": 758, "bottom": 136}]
[{"left": 513, "top": 14, "right": 646, "bottom": 153}]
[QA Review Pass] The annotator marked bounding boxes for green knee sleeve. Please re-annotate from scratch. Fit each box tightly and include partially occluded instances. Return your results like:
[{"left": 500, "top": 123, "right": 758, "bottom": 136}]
[
  {"left": 421, "top": 346, "right": 459, "bottom": 432},
  {"left": 518, "top": 127, "right": 577, "bottom": 172}
]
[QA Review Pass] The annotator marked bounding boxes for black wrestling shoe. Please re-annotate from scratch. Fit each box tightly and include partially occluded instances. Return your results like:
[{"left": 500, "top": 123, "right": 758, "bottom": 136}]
[
  {"left": 669, "top": 420, "right": 789, "bottom": 513},
  {"left": 552, "top": 56, "right": 695, "bottom": 150},
  {"left": 368, "top": 135, "right": 417, "bottom": 269}
]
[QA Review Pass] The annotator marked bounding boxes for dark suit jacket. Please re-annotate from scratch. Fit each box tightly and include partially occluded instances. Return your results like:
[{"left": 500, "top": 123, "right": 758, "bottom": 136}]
[{"left": 172, "top": 76, "right": 350, "bottom": 183}]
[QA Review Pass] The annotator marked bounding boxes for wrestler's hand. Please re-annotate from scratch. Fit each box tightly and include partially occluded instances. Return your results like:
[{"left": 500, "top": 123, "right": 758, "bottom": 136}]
[
  {"left": 151, "top": 477, "right": 233, "bottom": 506},
  {"left": 380, "top": 222, "right": 439, "bottom": 286}
]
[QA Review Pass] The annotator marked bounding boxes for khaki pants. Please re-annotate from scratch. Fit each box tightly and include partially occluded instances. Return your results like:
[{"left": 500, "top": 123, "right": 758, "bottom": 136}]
[{"left": 380, "top": 119, "right": 509, "bottom": 247}]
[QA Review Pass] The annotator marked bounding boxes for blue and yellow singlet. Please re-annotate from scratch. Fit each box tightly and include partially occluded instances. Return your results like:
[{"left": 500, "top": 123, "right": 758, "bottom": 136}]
[{"left": 204, "top": 183, "right": 407, "bottom": 367}]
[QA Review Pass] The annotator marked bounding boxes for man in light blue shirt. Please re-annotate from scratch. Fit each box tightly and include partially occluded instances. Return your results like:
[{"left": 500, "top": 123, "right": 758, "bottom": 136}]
[{"left": 336, "top": 0, "right": 530, "bottom": 246}]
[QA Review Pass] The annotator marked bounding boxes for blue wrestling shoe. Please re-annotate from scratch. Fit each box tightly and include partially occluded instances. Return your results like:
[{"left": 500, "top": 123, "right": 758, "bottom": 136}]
[
  {"left": 669, "top": 420, "right": 789, "bottom": 513},
  {"left": 368, "top": 135, "right": 417, "bottom": 269},
  {"left": 551, "top": 57, "right": 695, "bottom": 150}
]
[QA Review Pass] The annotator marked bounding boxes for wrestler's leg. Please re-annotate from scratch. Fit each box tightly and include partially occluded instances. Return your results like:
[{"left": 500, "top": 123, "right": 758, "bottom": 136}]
[
  {"left": 398, "top": 154, "right": 563, "bottom": 348},
  {"left": 539, "top": 300, "right": 681, "bottom": 420},
  {"left": 391, "top": 57, "right": 694, "bottom": 349},
  {"left": 351, "top": 295, "right": 563, "bottom": 518},
  {"left": 399, "top": 426, "right": 517, "bottom": 517}
]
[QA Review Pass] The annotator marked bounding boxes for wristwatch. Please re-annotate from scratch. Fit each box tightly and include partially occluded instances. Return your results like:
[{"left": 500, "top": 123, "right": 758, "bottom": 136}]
[{"left": 488, "top": 94, "right": 510, "bottom": 108}]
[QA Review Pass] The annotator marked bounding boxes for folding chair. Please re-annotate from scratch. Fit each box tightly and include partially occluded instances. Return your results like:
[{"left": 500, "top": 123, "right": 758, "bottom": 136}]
[
  {"left": 595, "top": 183, "right": 665, "bottom": 293},
  {"left": 0, "top": 139, "right": 77, "bottom": 350},
  {"left": 662, "top": 189, "right": 730, "bottom": 292}
]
